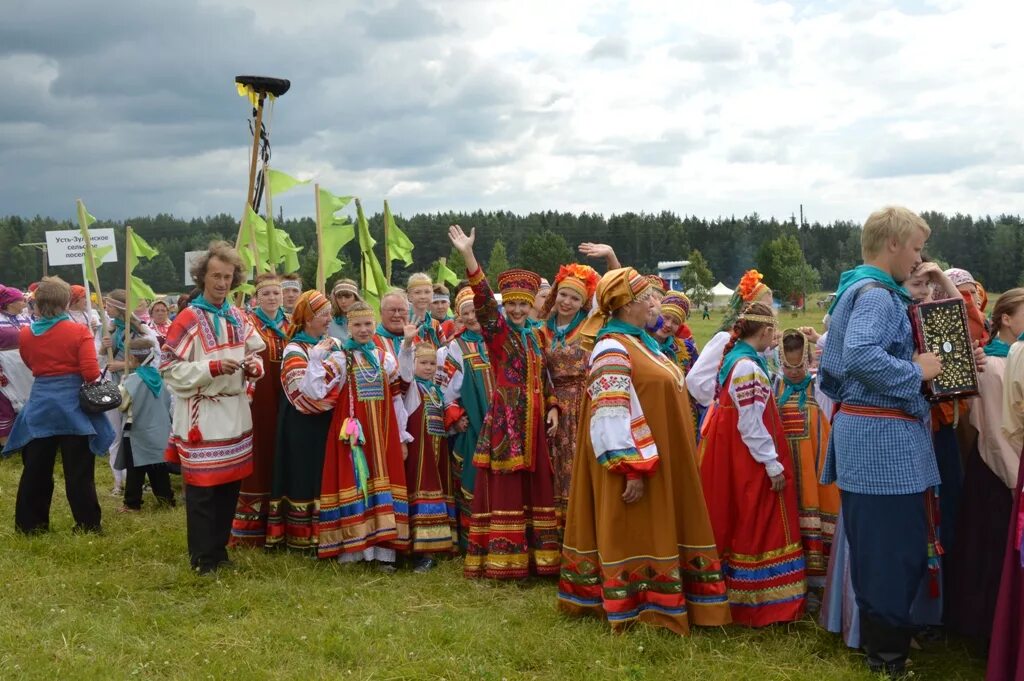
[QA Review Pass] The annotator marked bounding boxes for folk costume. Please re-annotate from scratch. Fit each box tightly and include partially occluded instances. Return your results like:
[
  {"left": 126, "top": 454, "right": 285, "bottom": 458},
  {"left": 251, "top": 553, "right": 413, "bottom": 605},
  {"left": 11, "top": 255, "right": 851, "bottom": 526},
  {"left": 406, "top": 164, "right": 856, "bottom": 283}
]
[
  {"left": 0, "top": 289, "right": 32, "bottom": 440},
  {"left": 558, "top": 268, "right": 730, "bottom": 635},
  {"left": 439, "top": 287, "right": 496, "bottom": 550},
  {"left": 397, "top": 343, "right": 457, "bottom": 555},
  {"left": 161, "top": 295, "right": 266, "bottom": 573},
  {"left": 463, "top": 266, "right": 560, "bottom": 580},
  {"left": 538, "top": 263, "right": 600, "bottom": 527},
  {"left": 316, "top": 305, "right": 410, "bottom": 564},
  {"left": 945, "top": 336, "right": 1019, "bottom": 641},
  {"left": 688, "top": 270, "right": 773, "bottom": 409},
  {"left": 698, "top": 331, "right": 807, "bottom": 626},
  {"left": 659, "top": 292, "right": 703, "bottom": 432},
  {"left": 327, "top": 280, "right": 360, "bottom": 345},
  {"left": 231, "top": 287, "right": 291, "bottom": 546},
  {"left": 266, "top": 292, "right": 341, "bottom": 551},
  {"left": 819, "top": 266, "right": 939, "bottom": 673},
  {"left": 987, "top": 338, "right": 1024, "bottom": 681},
  {"left": 115, "top": 366, "right": 175, "bottom": 510},
  {"left": 776, "top": 330, "right": 839, "bottom": 580},
  {"left": 408, "top": 272, "right": 446, "bottom": 349}
]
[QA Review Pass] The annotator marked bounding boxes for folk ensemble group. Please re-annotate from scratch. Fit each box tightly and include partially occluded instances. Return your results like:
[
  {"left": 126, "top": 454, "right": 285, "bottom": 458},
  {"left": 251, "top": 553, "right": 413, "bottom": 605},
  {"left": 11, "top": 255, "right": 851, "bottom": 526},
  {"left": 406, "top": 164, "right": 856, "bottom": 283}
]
[{"left": 3, "top": 205, "right": 1024, "bottom": 679}]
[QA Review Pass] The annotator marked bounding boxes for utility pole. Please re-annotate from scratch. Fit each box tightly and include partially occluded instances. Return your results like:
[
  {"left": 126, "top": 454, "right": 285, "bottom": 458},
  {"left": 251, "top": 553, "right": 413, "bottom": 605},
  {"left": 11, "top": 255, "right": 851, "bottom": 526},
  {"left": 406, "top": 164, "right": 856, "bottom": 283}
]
[{"left": 19, "top": 242, "right": 48, "bottom": 277}]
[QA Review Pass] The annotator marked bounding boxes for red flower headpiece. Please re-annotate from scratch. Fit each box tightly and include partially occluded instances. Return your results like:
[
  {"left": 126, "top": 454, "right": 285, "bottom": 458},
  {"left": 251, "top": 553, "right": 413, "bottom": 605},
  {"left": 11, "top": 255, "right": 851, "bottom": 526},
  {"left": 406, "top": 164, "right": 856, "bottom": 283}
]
[
  {"left": 554, "top": 263, "right": 600, "bottom": 302},
  {"left": 737, "top": 269, "right": 770, "bottom": 303}
]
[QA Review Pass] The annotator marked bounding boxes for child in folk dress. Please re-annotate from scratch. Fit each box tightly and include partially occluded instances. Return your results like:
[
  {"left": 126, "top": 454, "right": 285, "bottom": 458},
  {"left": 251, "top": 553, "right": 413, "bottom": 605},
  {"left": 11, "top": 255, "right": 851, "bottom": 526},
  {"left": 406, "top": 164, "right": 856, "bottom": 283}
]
[{"left": 398, "top": 333, "right": 457, "bottom": 571}]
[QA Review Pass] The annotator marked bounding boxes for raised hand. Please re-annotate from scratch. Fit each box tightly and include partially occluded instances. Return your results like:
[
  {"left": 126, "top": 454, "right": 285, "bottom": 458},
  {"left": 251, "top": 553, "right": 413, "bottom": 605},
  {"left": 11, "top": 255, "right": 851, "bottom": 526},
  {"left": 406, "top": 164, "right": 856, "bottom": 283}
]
[
  {"left": 448, "top": 224, "right": 475, "bottom": 255},
  {"left": 403, "top": 324, "right": 419, "bottom": 347},
  {"left": 578, "top": 243, "right": 621, "bottom": 269}
]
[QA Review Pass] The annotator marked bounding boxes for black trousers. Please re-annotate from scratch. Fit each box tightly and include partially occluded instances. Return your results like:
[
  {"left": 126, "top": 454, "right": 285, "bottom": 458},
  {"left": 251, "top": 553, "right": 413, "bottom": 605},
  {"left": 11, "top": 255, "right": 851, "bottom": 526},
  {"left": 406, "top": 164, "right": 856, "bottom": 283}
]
[
  {"left": 184, "top": 480, "right": 241, "bottom": 572},
  {"left": 121, "top": 437, "right": 175, "bottom": 510},
  {"left": 15, "top": 435, "right": 101, "bottom": 534},
  {"left": 842, "top": 490, "right": 928, "bottom": 670}
]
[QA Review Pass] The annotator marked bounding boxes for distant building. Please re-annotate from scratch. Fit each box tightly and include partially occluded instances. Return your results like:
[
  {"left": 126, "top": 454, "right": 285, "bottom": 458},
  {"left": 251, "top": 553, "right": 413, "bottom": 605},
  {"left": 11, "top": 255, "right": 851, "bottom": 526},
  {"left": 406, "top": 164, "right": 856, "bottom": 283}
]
[{"left": 656, "top": 260, "right": 690, "bottom": 291}]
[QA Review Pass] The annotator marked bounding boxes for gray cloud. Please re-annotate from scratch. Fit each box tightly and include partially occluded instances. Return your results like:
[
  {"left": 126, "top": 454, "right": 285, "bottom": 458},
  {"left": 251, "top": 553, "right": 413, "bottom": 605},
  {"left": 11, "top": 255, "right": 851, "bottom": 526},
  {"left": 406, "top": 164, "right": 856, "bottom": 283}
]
[{"left": 587, "top": 36, "right": 629, "bottom": 61}]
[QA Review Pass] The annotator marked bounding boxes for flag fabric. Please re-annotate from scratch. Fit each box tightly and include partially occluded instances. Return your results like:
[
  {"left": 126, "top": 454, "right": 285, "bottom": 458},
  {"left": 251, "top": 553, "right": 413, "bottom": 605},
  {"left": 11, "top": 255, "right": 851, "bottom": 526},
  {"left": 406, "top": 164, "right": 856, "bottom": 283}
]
[
  {"left": 356, "top": 199, "right": 390, "bottom": 311},
  {"left": 241, "top": 205, "right": 303, "bottom": 274},
  {"left": 318, "top": 187, "right": 355, "bottom": 282},
  {"left": 268, "top": 169, "right": 310, "bottom": 196},
  {"left": 384, "top": 200, "right": 414, "bottom": 268},
  {"left": 76, "top": 200, "right": 105, "bottom": 294},
  {"left": 436, "top": 258, "right": 459, "bottom": 287},
  {"left": 126, "top": 229, "right": 159, "bottom": 313}
]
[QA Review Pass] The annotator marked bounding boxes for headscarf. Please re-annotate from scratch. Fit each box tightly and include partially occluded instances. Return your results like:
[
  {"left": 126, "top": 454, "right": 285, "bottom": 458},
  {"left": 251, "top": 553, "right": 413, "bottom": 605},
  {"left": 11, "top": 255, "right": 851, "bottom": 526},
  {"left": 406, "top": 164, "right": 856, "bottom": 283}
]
[
  {"left": 288, "top": 290, "right": 330, "bottom": 343},
  {"left": 69, "top": 285, "right": 87, "bottom": 304},
  {"left": 0, "top": 285, "right": 25, "bottom": 309},
  {"left": 580, "top": 267, "right": 655, "bottom": 344},
  {"left": 944, "top": 268, "right": 976, "bottom": 290}
]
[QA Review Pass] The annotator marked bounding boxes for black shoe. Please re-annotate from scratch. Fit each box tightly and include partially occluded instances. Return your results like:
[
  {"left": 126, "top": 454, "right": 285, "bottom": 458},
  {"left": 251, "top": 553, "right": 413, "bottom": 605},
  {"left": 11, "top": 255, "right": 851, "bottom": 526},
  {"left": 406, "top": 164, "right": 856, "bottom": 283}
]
[{"left": 413, "top": 557, "right": 436, "bottom": 574}]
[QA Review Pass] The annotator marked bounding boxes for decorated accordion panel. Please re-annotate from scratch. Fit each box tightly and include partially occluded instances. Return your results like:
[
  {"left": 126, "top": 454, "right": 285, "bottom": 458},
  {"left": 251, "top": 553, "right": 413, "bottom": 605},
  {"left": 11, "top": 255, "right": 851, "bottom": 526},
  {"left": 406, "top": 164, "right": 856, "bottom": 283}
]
[{"left": 908, "top": 297, "right": 979, "bottom": 401}]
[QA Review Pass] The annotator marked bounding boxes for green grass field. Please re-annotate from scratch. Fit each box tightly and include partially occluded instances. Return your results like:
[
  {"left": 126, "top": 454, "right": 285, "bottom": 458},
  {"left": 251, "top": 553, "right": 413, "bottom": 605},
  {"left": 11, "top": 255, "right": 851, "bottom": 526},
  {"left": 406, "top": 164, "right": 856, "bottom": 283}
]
[{"left": 0, "top": 296, "right": 987, "bottom": 680}]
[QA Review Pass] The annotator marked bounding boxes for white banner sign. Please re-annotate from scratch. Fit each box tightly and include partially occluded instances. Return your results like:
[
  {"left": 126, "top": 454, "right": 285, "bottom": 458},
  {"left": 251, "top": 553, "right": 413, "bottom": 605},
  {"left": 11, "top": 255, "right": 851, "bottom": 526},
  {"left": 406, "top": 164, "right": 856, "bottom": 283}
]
[{"left": 45, "top": 229, "right": 118, "bottom": 267}]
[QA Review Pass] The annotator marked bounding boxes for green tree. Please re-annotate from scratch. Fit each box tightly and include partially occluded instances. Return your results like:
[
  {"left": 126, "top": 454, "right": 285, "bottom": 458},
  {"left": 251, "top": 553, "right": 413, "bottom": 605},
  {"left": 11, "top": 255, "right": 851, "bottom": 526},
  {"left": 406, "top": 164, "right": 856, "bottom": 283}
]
[
  {"left": 681, "top": 248, "right": 715, "bottom": 306},
  {"left": 757, "top": 235, "right": 820, "bottom": 305},
  {"left": 517, "top": 230, "right": 573, "bottom": 282},
  {"left": 486, "top": 240, "right": 510, "bottom": 288}
]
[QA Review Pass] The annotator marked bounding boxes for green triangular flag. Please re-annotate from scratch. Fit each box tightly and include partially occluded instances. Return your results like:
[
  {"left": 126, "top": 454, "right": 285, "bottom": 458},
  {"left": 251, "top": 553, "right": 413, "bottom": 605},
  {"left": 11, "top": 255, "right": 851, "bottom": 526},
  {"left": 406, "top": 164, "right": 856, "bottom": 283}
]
[
  {"left": 384, "top": 200, "right": 414, "bottom": 267},
  {"left": 127, "top": 230, "right": 158, "bottom": 271},
  {"left": 318, "top": 187, "right": 355, "bottom": 282},
  {"left": 268, "top": 169, "right": 310, "bottom": 196},
  {"left": 356, "top": 199, "right": 389, "bottom": 311},
  {"left": 436, "top": 258, "right": 459, "bottom": 287}
]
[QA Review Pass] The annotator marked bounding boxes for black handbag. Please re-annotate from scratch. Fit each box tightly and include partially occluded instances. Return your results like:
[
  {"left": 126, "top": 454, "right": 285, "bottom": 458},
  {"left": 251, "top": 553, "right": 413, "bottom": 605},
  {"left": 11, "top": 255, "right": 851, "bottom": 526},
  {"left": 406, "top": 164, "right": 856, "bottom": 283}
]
[{"left": 79, "top": 370, "right": 122, "bottom": 414}]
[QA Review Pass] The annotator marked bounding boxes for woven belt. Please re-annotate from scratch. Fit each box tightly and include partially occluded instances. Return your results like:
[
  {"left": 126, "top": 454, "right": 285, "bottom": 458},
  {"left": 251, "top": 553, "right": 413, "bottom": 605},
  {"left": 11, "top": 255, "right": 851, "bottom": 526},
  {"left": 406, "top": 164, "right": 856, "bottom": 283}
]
[{"left": 838, "top": 404, "right": 915, "bottom": 421}]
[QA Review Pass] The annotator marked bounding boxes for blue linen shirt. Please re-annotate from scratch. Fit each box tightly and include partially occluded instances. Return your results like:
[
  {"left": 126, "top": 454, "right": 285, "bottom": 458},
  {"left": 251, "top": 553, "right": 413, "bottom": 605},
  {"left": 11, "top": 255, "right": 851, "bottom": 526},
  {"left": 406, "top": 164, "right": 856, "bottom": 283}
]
[{"left": 819, "top": 281, "right": 939, "bottom": 495}]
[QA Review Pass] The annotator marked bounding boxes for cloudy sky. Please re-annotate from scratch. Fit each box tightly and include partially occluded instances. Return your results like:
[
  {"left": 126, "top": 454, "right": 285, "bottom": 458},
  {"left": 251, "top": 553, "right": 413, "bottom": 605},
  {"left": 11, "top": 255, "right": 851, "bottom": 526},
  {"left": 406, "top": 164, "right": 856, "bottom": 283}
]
[{"left": 1, "top": 0, "right": 1021, "bottom": 225}]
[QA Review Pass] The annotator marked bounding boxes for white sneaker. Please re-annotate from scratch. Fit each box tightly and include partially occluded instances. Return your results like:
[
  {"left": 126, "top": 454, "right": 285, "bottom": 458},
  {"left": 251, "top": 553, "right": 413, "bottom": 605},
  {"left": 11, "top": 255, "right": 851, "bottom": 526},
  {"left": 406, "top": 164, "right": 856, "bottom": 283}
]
[{"left": 110, "top": 487, "right": 123, "bottom": 497}]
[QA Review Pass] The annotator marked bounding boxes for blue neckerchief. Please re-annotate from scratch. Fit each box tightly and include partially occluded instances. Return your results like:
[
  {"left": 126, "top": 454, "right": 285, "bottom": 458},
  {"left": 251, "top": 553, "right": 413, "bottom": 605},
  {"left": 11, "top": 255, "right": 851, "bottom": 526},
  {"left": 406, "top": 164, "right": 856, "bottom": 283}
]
[
  {"left": 596, "top": 318, "right": 662, "bottom": 356},
  {"left": 415, "top": 316, "right": 442, "bottom": 347},
  {"left": 291, "top": 331, "right": 324, "bottom": 345},
  {"left": 507, "top": 316, "right": 542, "bottom": 355},
  {"left": 545, "top": 310, "right": 586, "bottom": 349},
  {"left": 718, "top": 340, "right": 771, "bottom": 386},
  {"left": 192, "top": 295, "right": 240, "bottom": 334},
  {"left": 658, "top": 335, "right": 678, "bottom": 362},
  {"left": 415, "top": 376, "right": 444, "bottom": 404},
  {"left": 135, "top": 365, "right": 163, "bottom": 397},
  {"left": 778, "top": 374, "right": 813, "bottom": 410},
  {"left": 344, "top": 337, "right": 380, "bottom": 373},
  {"left": 985, "top": 337, "right": 1012, "bottom": 358},
  {"left": 254, "top": 306, "right": 287, "bottom": 339},
  {"left": 333, "top": 314, "right": 348, "bottom": 330},
  {"left": 30, "top": 313, "right": 70, "bottom": 336},
  {"left": 111, "top": 317, "right": 126, "bottom": 354},
  {"left": 460, "top": 329, "right": 489, "bottom": 364},
  {"left": 830, "top": 265, "right": 912, "bottom": 314},
  {"left": 375, "top": 323, "right": 404, "bottom": 350}
]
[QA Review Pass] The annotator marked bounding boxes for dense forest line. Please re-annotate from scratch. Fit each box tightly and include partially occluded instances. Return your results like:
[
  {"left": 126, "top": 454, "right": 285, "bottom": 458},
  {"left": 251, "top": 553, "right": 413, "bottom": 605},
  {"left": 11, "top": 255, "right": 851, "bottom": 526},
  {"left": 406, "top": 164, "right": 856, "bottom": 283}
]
[{"left": 1, "top": 210, "right": 1021, "bottom": 296}]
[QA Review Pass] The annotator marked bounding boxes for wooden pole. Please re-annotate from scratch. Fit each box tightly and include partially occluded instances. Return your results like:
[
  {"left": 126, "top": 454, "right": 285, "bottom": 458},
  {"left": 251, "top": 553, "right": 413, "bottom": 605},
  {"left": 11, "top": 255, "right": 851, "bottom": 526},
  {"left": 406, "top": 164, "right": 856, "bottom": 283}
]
[
  {"left": 235, "top": 93, "right": 266, "bottom": 249},
  {"left": 124, "top": 226, "right": 134, "bottom": 377},
  {"left": 314, "top": 183, "right": 325, "bottom": 293},
  {"left": 384, "top": 200, "right": 392, "bottom": 285},
  {"left": 263, "top": 164, "right": 278, "bottom": 275},
  {"left": 76, "top": 199, "right": 114, "bottom": 370}
]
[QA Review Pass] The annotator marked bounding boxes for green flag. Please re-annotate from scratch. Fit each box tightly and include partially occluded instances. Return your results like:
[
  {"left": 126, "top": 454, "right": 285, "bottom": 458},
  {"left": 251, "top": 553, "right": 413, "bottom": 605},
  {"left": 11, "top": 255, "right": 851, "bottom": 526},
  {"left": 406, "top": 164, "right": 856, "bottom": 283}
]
[
  {"left": 356, "top": 198, "right": 389, "bottom": 311},
  {"left": 384, "top": 200, "right": 414, "bottom": 267},
  {"left": 318, "top": 187, "right": 355, "bottom": 283},
  {"left": 268, "top": 169, "right": 310, "bottom": 196},
  {"left": 76, "top": 200, "right": 105, "bottom": 294},
  {"left": 127, "top": 230, "right": 158, "bottom": 270},
  {"left": 241, "top": 205, "right": 302, "bottom": 274},
  {"left": 436, "top": 257, "right": 459, "bottom": 287},
  {"left": 126, "top": 228, "right": 159, "bottom": 313}
]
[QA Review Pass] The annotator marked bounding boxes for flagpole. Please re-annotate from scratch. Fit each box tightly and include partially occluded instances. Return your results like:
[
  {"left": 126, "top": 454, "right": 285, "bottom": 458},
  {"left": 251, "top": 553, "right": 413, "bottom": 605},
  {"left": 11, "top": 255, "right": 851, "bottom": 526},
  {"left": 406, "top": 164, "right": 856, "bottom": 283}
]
[
  {"left": 263, "top": 164, "right": 278, "bottom": 275},
  {"left": 235, "top": 92, "right": 266, "bottom": 250},
  {"left": 314, "top": 183, "right": 325, "bottom": 293},
  {"left": 77, "top": 199, "right": 114, "bottom": 370},
  {"left": 384, "top": 200, "right": 392, "bottom": 285},
  {"left": 124, "top": 226, "right": 134, "bottom": 377}
]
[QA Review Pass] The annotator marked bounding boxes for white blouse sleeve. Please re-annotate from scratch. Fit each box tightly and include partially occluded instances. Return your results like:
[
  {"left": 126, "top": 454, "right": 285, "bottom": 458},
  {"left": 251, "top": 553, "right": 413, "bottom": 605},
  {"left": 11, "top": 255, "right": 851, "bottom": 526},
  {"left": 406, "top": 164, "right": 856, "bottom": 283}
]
[
  {"left": 687, "top": 331, "right": 730, "bottom": 407},
  {"left": 302, "top": 347, "right": 346, "bottom": 402},
  {"left": 728, "top": 358, "right": 784, "bottom": 478},
  {"left": 439, "top": 341, "right": 465, "bottom": 407},
  {"left": 395, "top": 388, "right": 415, "bottom": 444},
  {"left": 397, "top": 343, "right": 415, "bottom": 383}
]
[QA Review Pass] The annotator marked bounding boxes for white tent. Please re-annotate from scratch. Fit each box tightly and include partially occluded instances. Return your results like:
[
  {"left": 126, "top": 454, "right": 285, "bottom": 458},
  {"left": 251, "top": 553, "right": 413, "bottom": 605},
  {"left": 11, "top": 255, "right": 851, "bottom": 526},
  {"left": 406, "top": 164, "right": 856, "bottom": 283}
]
[{"left": 709, "top": 281, "right": 734, "bottom": 307}]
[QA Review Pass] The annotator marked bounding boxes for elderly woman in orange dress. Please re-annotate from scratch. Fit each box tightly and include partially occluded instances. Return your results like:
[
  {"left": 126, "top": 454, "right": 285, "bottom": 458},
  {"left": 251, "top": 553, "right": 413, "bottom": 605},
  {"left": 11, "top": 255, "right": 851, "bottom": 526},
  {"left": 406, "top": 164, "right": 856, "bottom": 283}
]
[{"left": 558, "top": 267, "right": 730, "bottom": 635}]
